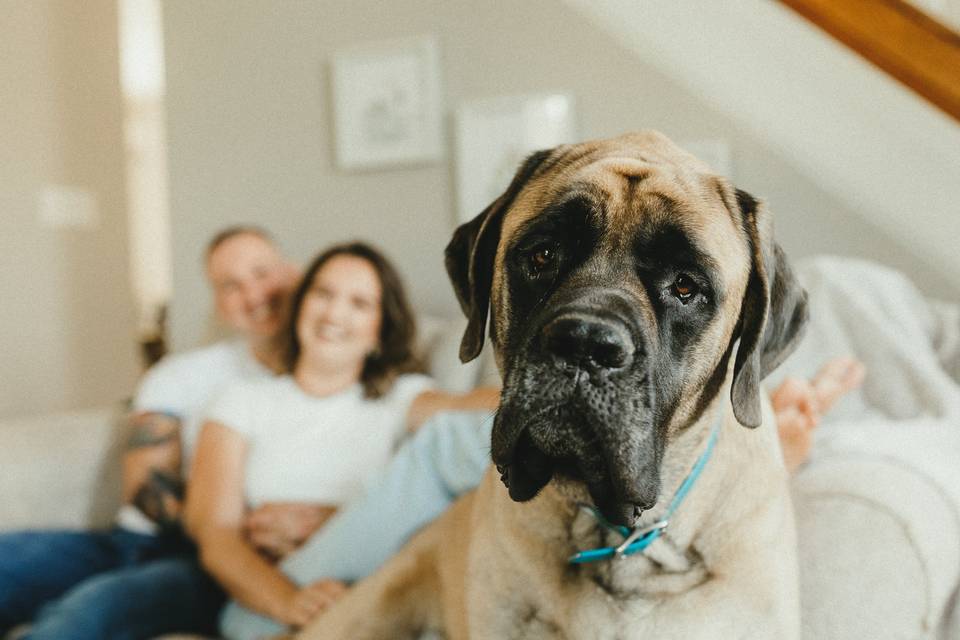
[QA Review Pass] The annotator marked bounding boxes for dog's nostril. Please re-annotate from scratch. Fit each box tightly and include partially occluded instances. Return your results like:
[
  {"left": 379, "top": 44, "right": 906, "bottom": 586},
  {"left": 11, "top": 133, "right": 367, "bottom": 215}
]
[
  {"left": 542, "top": 316, "right": 633, "bottom": 370},
  {"left": 593, "top": 338, "right": 630, "bottom": 369}
]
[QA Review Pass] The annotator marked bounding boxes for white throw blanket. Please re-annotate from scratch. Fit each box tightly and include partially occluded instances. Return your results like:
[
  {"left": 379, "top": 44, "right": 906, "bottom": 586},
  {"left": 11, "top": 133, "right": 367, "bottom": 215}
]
[
  {"left": 771, "top": 256, "right": 960, "bottom": 423},
  {"left": 770, "top": 256, "right": 960, "bottom": 638},
  {"left": 768, "top": 256, "right": 960, "bottom": 464}
]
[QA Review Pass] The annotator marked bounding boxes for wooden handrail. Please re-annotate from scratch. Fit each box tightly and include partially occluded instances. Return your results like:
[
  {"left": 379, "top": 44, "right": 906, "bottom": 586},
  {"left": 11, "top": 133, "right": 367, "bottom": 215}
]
[{"left": 780, "top": 0, "right": 960, "bottom": 122}]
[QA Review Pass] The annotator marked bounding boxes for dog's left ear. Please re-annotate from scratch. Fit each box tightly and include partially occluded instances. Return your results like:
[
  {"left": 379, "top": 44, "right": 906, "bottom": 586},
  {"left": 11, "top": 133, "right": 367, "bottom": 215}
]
[
  {"left": 445, "top": 149, "right": 554, "bottom": 363},
  {"left": 728, "top": 188, "right": 809, "bottom": 428}
]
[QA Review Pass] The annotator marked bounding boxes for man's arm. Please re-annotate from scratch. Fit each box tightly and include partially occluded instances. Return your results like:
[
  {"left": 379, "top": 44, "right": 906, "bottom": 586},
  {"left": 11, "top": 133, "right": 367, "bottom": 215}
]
[{"left": 122, "top": 411, "right": 184, "bottom": 529}]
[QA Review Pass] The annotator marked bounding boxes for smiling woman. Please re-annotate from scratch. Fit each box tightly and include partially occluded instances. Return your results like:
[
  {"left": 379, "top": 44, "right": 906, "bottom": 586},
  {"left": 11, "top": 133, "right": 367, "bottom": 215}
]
[
  {"left": 184, "top": 241, "right": 430, "bottom": 627},
  {"left": 183, "top": 241, "right": 500, "bottom": 632},
  {"left": 294, "top": 255, "right": 383, "bottom": 385},
  {"left": 281, "top": 243, "right": 422, "bottom": 399}
]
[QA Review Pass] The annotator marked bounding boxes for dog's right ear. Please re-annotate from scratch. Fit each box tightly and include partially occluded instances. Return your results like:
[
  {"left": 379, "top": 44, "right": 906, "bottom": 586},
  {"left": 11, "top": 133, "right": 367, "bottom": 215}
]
[
  {"left": 728, "top": 188, "right": 809, "bottom": 428},
  {"left": 445, "top": 149, "right": 553, "bottom": 362}
]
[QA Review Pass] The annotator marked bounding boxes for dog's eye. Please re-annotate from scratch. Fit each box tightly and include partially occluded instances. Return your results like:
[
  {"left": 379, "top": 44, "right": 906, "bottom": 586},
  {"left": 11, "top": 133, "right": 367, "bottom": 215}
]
[
  {"left": 671, "top": 274, "right": 699, "bottom": 303},
  {"left": 529, "top": 245, "right": 558, "bottom": 273}
]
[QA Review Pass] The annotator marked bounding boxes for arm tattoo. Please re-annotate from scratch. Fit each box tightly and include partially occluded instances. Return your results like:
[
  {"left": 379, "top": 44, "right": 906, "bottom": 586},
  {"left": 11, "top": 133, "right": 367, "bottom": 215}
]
[
  {"left": 125, "top": 411, "right": 182, "bottom": 450},
  {"left": 132, "top": 468, "right": 185, "bottom": 531}
]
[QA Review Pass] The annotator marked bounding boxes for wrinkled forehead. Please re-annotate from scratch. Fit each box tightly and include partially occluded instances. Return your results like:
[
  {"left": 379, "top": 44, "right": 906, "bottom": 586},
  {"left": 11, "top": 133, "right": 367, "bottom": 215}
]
[{"left": 497, "top": 149, "right": 750, "bottom": 281}]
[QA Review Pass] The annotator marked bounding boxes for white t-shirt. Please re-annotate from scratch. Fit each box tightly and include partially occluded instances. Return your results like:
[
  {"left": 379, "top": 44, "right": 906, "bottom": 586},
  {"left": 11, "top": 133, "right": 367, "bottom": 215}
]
[
  {"left": 117, "top": 340, "right": 273, "bottom": 534},
  {"left": 134, "top": 339, "right": 274, "bottom": 462},
  {"left": 206, "top": 373, "right": 434, "bottom": 508}
]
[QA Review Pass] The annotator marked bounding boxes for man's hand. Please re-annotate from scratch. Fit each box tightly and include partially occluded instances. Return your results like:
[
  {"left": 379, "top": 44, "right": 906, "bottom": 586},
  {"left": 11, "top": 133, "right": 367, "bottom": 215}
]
[
  {"left": 245, "top": 503, "right": 337, "bottom": 559},
  {"left": 131, "top": 469, "right": 185, "bottom": 529},
  {"left": 281, "top": 579, "right": 348, "bottom": 627}
]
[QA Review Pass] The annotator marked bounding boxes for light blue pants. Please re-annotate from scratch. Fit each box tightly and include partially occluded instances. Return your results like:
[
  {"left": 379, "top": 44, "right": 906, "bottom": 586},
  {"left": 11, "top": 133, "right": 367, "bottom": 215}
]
[{"left": 220, "top": 411, "right": 493, "bottom": 640}]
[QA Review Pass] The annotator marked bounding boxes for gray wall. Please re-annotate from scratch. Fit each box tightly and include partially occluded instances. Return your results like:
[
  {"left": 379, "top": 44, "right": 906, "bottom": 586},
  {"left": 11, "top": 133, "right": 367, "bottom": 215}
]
[
  {"left": 0, "top": 0, "right": 139, "bottom": 419},
  {"left": 162, "top": 0, "right": 954, "bottom": 351}
]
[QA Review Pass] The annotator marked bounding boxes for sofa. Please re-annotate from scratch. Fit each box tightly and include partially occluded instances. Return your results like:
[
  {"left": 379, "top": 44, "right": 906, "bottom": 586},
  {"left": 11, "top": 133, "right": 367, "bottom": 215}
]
[
  {"left": 2, "top": 304, "right": 959, "bottom": 639},
  {"left": 0, "top": 315, "right": 497, "bottom": 640}
]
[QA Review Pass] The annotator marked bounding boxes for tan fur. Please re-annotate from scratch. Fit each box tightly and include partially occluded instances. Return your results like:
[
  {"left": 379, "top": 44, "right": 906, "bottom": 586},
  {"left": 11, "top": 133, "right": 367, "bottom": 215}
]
[{"left": 294, "top": 132, "right": 799, "bottom": 640}]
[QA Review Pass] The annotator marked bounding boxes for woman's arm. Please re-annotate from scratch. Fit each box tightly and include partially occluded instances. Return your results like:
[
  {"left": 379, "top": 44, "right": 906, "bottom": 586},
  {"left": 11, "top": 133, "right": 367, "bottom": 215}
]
[
  {"left": 184, "top": 420, "right": 304, "bottom": 624},
  {"left": 405, "top": 386, "right": 500, "bottom": 431}
]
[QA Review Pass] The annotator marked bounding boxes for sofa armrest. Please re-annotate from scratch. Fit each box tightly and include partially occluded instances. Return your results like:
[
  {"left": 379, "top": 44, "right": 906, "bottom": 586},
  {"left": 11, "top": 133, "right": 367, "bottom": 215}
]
[
  {"left": 793, "top": 453, "right": 960, "bottom": 639},
  {"left": 0, "top": 406, "right": 126, "bottom": 531},
  {"left": 928, "top": 299, "right": 960, "bottom": 384}
]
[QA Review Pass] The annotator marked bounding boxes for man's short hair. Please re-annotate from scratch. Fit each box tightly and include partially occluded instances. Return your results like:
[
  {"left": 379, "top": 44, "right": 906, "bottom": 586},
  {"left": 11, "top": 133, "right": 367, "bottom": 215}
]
[{"left": 205, "top": 225, "right": 274, "bottom": 261}]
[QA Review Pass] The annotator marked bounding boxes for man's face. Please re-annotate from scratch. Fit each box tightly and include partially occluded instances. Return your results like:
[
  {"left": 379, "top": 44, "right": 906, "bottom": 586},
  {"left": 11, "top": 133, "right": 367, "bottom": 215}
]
[{"left": 207, "top": 233, "right": 293, "bottom": 339}]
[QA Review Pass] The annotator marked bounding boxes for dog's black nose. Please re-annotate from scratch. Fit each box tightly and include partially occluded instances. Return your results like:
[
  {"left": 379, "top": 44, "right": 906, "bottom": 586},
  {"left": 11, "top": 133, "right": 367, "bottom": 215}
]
[{"left": 542, "top": 315, "right": 633, "bottom": 371}]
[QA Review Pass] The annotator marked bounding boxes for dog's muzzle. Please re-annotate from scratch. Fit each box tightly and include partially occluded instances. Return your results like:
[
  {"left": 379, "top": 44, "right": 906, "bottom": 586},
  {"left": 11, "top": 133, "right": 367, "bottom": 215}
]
[{"left": 494, "top": 308, "right": 660, "bottom": 527}]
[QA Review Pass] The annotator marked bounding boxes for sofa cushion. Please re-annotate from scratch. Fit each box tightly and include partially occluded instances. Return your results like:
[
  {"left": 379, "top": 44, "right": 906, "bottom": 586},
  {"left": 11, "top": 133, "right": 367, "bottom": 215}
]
[
  {"left": 793, "top": 449, "right": 960, "bottom": 639},
  {"left": 0, "top": 406, "right": 126, "bottom": 531}
]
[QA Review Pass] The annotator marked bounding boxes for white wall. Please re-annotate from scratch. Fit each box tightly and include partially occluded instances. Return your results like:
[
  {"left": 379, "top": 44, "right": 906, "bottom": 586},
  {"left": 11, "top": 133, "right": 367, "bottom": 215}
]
[
  {"left": 0, "top": 1, "right": 139, "bottom": 419},
  {"left": 162, "top": 0, "right": 959, "bottom": 352}
]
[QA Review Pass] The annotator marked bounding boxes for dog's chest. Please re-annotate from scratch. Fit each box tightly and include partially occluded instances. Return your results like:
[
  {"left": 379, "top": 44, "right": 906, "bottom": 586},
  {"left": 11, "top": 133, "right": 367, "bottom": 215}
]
[
  {"left": 474, "top": 590, "right": 638, "bottom": 640},
  {"left": 483, "top": 576, "right": 692, "bottom": 640},
  {"left": 467, "top": 533, "right": 709, "bottom": 640}
]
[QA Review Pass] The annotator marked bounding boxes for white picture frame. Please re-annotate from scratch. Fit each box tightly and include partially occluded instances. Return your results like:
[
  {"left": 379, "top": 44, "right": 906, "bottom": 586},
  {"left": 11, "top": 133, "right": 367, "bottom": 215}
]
[
  {"left": 454, "top": 93, "right": 577, "bottom": 223},
  {"left": 331, "top": 35, "right": 444, "bottom": 170}
]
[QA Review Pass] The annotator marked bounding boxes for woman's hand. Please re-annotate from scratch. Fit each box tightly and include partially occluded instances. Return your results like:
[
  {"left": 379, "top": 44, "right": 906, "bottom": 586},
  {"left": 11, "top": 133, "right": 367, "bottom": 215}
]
[
  {"left": 282, "top": 579, "right": 349, "bottom": 627},
  {"left": 245, "top": 503, "right": 338, "bottom": 560}
]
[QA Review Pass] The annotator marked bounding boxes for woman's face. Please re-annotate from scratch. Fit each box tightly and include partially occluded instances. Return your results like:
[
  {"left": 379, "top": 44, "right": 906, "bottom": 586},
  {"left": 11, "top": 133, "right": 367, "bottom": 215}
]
[{"left": 296, "top": 254, "right": 383, "bottom": 374}]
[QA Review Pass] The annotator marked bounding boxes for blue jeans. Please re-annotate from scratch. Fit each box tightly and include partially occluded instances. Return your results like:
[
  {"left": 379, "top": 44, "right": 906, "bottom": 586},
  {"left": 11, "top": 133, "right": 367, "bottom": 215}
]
[
  {"left": 0, "top": 527, "right": 223, "bottom": 640},
  {"left": 220, "top": 411, "right": 493, "bottom": 640}
]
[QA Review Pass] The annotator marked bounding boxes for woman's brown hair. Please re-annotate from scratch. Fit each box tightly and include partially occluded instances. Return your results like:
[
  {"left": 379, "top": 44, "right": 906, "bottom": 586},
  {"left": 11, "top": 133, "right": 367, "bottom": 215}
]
[{"left": 282, "top": 242, "right": 423, "bottom": 398}]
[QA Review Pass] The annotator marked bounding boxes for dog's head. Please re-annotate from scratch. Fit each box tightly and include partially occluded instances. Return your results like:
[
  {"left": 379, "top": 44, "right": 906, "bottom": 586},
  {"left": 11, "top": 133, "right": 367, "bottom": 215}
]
[{"left": 446, "top": 131, "right": 807, "bottom": 526}]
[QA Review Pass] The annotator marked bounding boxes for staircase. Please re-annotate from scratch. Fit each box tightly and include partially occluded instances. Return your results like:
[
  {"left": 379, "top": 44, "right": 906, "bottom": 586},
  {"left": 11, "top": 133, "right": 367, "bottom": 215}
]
[{"left": 781, "top": 0, "right": 960, "bottom": 122}]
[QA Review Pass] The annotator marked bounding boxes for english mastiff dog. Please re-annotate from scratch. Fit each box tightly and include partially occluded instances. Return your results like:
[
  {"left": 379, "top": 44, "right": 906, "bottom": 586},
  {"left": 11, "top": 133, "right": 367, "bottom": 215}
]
[{"left": 296, "top": 131, "right": 807, "bottom": 639}]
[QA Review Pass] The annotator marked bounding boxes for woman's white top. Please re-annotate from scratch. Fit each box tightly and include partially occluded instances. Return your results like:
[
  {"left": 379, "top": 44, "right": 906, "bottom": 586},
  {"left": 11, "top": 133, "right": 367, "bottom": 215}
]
[{"left": 207, "top": 373, "right": 434, "bottom": 508}]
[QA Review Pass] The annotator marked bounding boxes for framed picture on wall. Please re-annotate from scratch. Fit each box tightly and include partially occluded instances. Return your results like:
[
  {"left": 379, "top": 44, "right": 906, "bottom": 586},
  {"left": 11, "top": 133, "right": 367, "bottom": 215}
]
[
  {"left": 454, "top": 93, "right": 577, "bottom": 222},
  {"left": 331, "top": 35, "right": 444, "bottom": 170}
]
